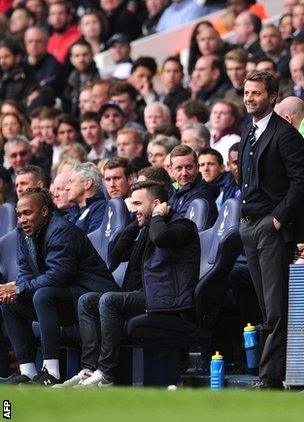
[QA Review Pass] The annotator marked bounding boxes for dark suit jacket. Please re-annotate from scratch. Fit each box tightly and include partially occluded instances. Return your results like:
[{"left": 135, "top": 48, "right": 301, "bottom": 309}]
[{"left": 238, "top": 112, "right": 304, "bottom": 233}]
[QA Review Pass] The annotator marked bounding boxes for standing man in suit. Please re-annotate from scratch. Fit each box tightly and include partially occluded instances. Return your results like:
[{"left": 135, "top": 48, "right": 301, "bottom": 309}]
[{"left": 238, "top": 71, "right": 304, "bottom": 389}]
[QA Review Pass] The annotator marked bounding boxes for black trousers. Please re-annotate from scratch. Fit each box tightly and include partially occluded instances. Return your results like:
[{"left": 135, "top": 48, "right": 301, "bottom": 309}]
[
  {"left": 239, "top": 215, "right": 294, "bottom": 383},
  {"left": 1, "top": 287, "right": 85, "bottom": 364}
]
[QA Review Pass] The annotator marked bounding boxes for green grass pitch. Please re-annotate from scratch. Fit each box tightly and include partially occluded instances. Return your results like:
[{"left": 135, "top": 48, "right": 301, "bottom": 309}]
[{"left": 0, "top": 387, "right": 304, "bottom": 422}]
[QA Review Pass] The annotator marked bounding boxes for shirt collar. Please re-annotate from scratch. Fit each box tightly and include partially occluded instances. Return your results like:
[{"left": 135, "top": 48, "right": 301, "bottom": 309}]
[{"left": 253, "top": 111, "right": 273, "bottom": 131}]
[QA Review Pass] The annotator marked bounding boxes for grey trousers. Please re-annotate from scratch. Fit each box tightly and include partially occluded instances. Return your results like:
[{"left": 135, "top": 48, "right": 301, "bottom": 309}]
[{"left": 239, "top": 215, "right": 294, "bottom": 383}]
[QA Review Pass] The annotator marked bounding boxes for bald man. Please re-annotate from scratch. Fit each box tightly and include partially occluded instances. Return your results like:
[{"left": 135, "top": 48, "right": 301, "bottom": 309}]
[
  {"left": 51, "top": 171, "right": 71, "bottom": 212},
  {"left": 275, "top": 96, "right": 304, "bottom": 136}
]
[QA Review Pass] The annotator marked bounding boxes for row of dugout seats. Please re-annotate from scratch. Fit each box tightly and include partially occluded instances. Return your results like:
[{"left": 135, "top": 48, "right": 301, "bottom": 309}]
[{"left": 0, "top": 197, "right": 242, "bottom": 384}]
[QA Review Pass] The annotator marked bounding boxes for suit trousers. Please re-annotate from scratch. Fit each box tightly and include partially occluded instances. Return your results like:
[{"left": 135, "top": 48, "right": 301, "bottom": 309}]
[{"left": 239, "top": 215, "right": 294, "bottom": 383}]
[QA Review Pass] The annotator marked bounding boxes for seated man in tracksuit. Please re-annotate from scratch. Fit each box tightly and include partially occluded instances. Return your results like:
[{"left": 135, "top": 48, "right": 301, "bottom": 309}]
[
  {"left": 55, "top": 180, "right": 201, "bottom": 387},
  {"left": 0, "top": 187, "right": 118, "bottom": 386}
]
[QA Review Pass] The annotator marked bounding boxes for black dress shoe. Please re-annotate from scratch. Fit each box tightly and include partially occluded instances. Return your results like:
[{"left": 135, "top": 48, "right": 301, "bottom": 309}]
[{"left": 252, "top": 379, "right": 284, "bottom": 390}]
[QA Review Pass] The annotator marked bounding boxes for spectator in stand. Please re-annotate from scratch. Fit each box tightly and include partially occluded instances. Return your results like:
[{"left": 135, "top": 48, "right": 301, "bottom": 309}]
[
  {"left": 0, "top": 38, "right": 38, "bottom": 105},
  {"left": 0, "top": 164, "right": 15, "bottom": 205},
  {"left": 109, "top": 82, "right": 143, "bottom": 129},
  {"left": 187, "top": 21, "right": 234, "bottom": 77},
  {"left": 100, "top": 33, "right": 133, "bottom": 80},
  {"left": 142, "top": 0, "right": 168, "bottom": 36},
  {"left": 51, "top": 170, "right": 71, "bottom": 212},
  {"left": 284, "top": 53, "right": 304, "bottom": 100},
  {"left": 144, "top": 102, "right": 171, "bottom": 137},
  {"left": 100, "top": 0, "right": 141, "bottom": 41},
  {"left": 290, "top": 31, "right": 304, "bottom": 57},
  {"left": 25, "top": 0, "right": 48, "bottom": 26},
  {"left": 234, "top": 10, "right": 262, "bottom": 57},
  {"left": 63, "top": 40, "right": 100, "bottom": 114},
  {"left": 46, "top": 1, "right": 80, "bottom": 64},
  {"left": 169, "top": 145, "right": 218, "bottom": 222},
  {"left": 24, "top": 26, "right": 62, "bottom": 95},
  {"left": 54, "top": 114, "right": 81, "bottom": 149},
  {"left": 0, "top": 113, "right": 32, "bottom": 159},
  {"left": 9, "top": 5, "right": 35, "bottom": 42},
  {"left": 103, "top": 157, "right": 133, "bottom": 199},
  {"left": 0, "top": 99, "right": 25, "bottom": 117},
  {"left": 80, "top": 112, "right": 112, "bottom": 161},
  {"left": 147, "top": 137, "right": 179, "bottom": 168},
  {"left": 15, "top": 165, "right": 46, "bottom": 199},
  {"left": 278, "top": 14, "right": 294, "bottom": 41},
  {"left": 4, "top": 136, "right": 32, "bottom": 179},
  {"left": 209, "top": 100, "right": 241, "bottom": 165},
  {"left": 100, "top": 102, "right": 126, "bottom": 155},
  {"left": 224, "top": 48, "right": 247, "bottom": 117},
  {"left": 180, "top": 123, "right": 210, "bottom": 154},
  {"left": 128, "top": 56, "right": 158, "bottom": 123},
  {"left": 198, "top": 147, "right": 237, "bottom": 210},
  {"left": 292, "top": 3, "right": 304, "bottom": 35},
  {"left": 283, "top": 0, "right": 299, "bottom": 15},
  {"left": 191, "top": 55, "right": 231, "bottom": 108},
  {"left": 91, "top": 80, "right": 112, "bottom": 113},
  {"left": 156, "top": 0, "right": 217, "bottom": 33},
  {"left": 153, "top": 123, "right": 181, "bottom": 141},
  {"left": 159, "top": 56, "right": 190, "bottom": 121},
  {"left": 275, "top": 96, "right": 304, "bottom": 136},
  {"left": 79, "top": 9, "right": 108, "bottom": 57},
  {"left": 54, "top": 180, "right": 200, "bottom": 388},
  {"left": 78, "top": 86, "right": 94, "bottom": 116},
  {"left": 137, "top": 165, "right": 172, "bottom": 189},
  {"left": 175, "top": 99, "right": 209, "bottom": 132},
  {"left": 66, "top": 162, "right": 107, "bottom": 234},
  {"left": 0, "top": 187, "right": 117, "bottom": 386},
  {"left": 259, "top": 24, "right": 290, "bottom": 79},
  {"left": 116, "top": 128, "right": 145, "bottom": 163},
  {"left": 246, "top": 56, "right": 257, "bottom": 75}
]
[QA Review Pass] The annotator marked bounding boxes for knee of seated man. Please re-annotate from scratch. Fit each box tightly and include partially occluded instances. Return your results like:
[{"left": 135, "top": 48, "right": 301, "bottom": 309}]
[
  {"left": 98, "top": 291, "right": 120, "bottom": 313},
  {"left": 33, "top": 287, "right": 56, "bottom": 308},
  {"left": 78, "top": 291, "right": 102, "bottom": 313}
]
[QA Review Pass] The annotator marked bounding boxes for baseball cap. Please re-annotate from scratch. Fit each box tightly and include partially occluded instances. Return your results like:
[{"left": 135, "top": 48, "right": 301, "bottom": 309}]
[
  {"left": 99, "top": 102, "right": 125, "bottom": 117},
  {"left": 107, "top": 33, "right": 130, "bottom": 48}
]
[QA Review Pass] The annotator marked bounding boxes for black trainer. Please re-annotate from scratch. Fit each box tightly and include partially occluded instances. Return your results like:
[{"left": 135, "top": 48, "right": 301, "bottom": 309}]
[
  {"left": 32, "top": 368, "right": 60, "bottom": 387},
  {"left": 7, "top": 374, "right": 32, "bottom": 385}
]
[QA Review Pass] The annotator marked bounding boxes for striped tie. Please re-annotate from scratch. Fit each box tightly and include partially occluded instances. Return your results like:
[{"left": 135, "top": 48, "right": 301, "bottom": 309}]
[{"left": 248, "top": 124, "right": 258, "bottom": 148}]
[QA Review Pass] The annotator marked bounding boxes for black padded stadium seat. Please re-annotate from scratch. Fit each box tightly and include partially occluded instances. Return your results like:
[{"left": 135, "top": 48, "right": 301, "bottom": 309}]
[
  {"left": 184, "top": 198, "right": 210, "bottom": 232},
  {"left": 125, "top": 198, "right": 242, "bottom": 386},
  {"left": 88, "top": 197, "right": 130, "bottom": 286},
  {"left": 0, "top": 203, "right": 17, "bottom": 238},
  {"left": 0, "top": 229, "right": 18, "bottom": 282}
]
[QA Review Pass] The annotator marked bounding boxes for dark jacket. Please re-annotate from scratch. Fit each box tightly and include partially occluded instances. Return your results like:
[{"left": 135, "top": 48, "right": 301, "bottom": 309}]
[
  {"left": 196, "top": 78, "right": 231, "bottom": 108},
  {"left": 0, "top": 65, "right": 38, "bottom": 104},
  {"left": 169, "top": 172, "right": 218, "bottom": 227},
  {"left": 67, "top": 192, "right": 107, "bottom": 234},
  {"left": 111, "top": 210, "right": 200, "bottom": 313},
  {"left": 238, "top": 112, "right": 304, "bottom": 231},
  {"left": 162, "top": 85, "right": 191, "bottom": 120},
  {"left": 16, "top": 212, "right": 117, "bottom": 297},
  {"left": 106, "top": 3, "right": 142, "bottom": 41},
  {"left": 26, "top": 53, "right": 62, "bottom": 94}
]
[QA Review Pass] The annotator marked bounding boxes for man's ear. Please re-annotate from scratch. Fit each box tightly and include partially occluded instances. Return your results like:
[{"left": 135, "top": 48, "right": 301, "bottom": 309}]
[
  {"left": 84, "top": 178, "right": 93, "bottom": 190},
  {"left": 37, "top": 180, "right": 44, "bottom": 189},
  {"left": 152, "top": 198, "right": 161, "bottom": 209},
  {"left": 41, "top": 205, "right": 49, "bottom": 217}
]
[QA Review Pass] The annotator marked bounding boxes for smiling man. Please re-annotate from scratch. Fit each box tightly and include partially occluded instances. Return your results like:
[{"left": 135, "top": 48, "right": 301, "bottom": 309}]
[
  {"left": 168, "top": 145, "right": 218, "bottom": 224},
  {"left": 54, "top": 180, "right": 200, "bottom": 388},
  {"left": 239, "top": 71, "right": 304, "bottom": 389},
  {"left": 0, "top": 187, "right": 117, "bottom": 386}
]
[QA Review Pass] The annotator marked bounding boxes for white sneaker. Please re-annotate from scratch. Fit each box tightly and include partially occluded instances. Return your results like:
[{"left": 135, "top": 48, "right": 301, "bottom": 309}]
[
  {"left": 52, "top": 369, "right": 93, "bottom": 388},
  {"left": 76, "top": 370, "right": 113, "bottom": 388}
]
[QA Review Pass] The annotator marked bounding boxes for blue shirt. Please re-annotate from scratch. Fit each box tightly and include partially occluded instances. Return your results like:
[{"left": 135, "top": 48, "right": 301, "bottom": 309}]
[{"left": 156, "top": 0, "right": 207, "bottom": 32}]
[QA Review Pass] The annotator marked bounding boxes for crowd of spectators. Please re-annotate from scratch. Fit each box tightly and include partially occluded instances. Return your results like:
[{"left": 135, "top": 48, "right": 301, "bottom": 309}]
[{"left": 1, "top": 0, "right": 304, "bottom": 387}]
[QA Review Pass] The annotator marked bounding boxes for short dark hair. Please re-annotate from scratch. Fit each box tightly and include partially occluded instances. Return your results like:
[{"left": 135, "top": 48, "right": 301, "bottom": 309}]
[
  {"left": 80, "top": 112, "right": 100, "bottom": 125},
  {"left": 228, "top": 142, "right": 240, "bottom": 156},
  {"left": 255, "top": 57, "right": 278, "bottom": 72},
  {"left": 177, "top": 99, "right": 209, "bottom": 123},
  {"left": 103, "top": 157, "right": 133, "bottom": 178},
  {"left": 131, "top": 56, "right": 157, "bottom": 76},
  {"left": 54, "top": 113, "right": 80, "bottom": 135},
  {"left": 109, "top": 82, "right": 138, "bottom": 101},
  {"left": 198, "top": 147, "right": 224, "bottom": 166},
  {"left": 248, "top": 12, "right": 262, "bottom": 34},
  {"left": 131, "top": 180, "right": 168, "bottom": 203},
  {"left": 244, "top": 70, "right": 279, "bottom": 96},
  {"left": 162, "top": 56, "right": 183, "bottom": 73},
  {"left": 170, "top": 145, "right": 198, "bottom": 165},
  {"left": 0, "top": 38, "right": 23, "bottom": 56},
  {"left": 138, "top": 166, "right": 172, "bottom": 188},
  {"left": 70, "top": 39, "right": 93, "bottom": 54},
  {"left": 16, "top": 165, "right": 45, "bottom": 184},
  {"left": 19, "top": 187, "right": 55, "bottom": 211}
]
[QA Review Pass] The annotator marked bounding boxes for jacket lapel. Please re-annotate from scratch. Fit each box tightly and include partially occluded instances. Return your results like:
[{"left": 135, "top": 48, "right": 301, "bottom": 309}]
[{"left": 238, "top": 123, "right": 251, "bottom": 186}]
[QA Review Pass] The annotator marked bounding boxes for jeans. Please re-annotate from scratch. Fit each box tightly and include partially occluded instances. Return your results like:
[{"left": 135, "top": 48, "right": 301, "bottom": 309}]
[
  {"left": 78, "top": 290, "right": 146, "bottom": 380},
  {"left": 1, "top": 286, "right": 86, "bottom": 363}
]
